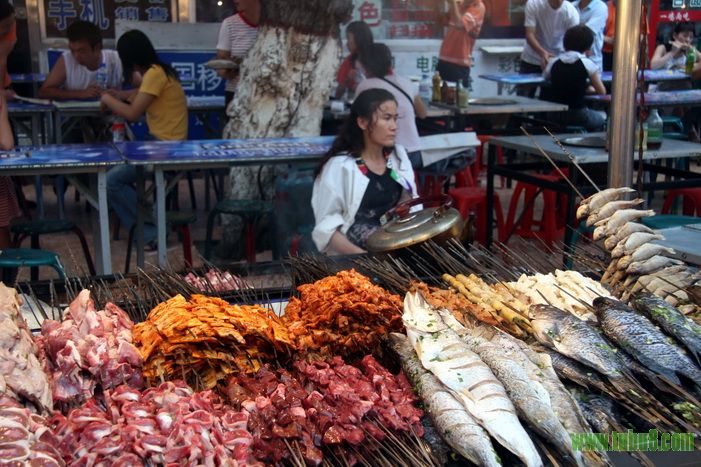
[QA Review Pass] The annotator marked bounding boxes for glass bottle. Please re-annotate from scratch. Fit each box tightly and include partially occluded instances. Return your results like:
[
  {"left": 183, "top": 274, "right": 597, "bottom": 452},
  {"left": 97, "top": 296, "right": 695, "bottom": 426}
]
[
  {"left": 431, "top": 72, "right": 442, "bottom": 102},
  {"left": 646, "top": 108, "right": 663, "bottom": 149}
]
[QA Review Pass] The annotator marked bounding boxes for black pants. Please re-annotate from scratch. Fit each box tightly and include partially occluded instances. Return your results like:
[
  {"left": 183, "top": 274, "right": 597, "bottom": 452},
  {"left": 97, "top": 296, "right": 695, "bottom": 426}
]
[
  {"left": 518, "top": 60, "right": 543, "bottom": 97},
  {"left": 436, "top": 60, "right": 471, "bottom": 88}
]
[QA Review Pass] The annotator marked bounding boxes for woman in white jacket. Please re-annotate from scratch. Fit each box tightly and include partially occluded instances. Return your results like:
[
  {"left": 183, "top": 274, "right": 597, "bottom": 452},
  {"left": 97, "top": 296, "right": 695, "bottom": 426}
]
[{"left": 312, "top": 88, "right": 418, "bottom": 254}]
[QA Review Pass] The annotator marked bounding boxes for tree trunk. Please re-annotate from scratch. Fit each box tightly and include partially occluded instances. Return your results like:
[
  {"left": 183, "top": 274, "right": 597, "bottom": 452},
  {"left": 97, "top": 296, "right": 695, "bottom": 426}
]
[{"left": 219, "top": 0, "right": 352, "bottom": 252}]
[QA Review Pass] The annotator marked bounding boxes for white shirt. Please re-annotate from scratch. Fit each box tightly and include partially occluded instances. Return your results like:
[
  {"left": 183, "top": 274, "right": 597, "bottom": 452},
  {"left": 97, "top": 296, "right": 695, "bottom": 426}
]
[
  {"left": 573, "top": 0, "right": 608, "bottom": 71},
  {"left": 311, "top": 146, "right": 418, "bottom": 253},
  {"left": 355, "top": 74, "right": 422, "bottom": 152},
  {"left": 62, "top": 49, "right": 122, "bottom": 90},
  {"left": 521, "top": 0, "right": 580, "bottom": 66},
  {"left": 216, "top": 13, "right": 259, "bottom": 93}
]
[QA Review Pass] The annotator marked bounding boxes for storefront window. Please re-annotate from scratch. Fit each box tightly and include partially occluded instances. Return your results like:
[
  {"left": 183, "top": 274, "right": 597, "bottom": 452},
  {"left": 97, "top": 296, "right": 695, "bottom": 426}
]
[
  {"left": 196, "top": 0, "right": 235, "bottom": 23},
  {"left": 350, "top": 0, "right": 526, "bottom": 40}
]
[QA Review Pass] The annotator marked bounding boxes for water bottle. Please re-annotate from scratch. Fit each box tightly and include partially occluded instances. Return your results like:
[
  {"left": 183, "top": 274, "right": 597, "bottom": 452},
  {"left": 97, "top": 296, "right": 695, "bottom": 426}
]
[
  {"left": 419, "top": 74, "right": 431, "bottom": 104},
  {"left": 96, "top": 62, "right": 108, "bottom": 89},
  {"left": 646, "top": 108, "right": 663, "bottom": 149},
  {"left": 111, "top": 118, "right": 126, "bottom": 143}
]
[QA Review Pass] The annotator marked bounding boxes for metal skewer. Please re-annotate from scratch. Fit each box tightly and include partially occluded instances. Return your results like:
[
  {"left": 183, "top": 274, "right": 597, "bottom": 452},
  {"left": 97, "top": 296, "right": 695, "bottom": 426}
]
[
  {"left": 544, "top": 126, "right": 601, "bottom": 192},
  {"left": 519, "top": 126, "right": 585, "bottom": 199}
]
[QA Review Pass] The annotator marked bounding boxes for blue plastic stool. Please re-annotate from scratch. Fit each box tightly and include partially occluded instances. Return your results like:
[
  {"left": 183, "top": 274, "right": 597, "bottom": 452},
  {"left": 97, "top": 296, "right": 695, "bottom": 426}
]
[
  {"left": 641, "top": 215, "right": 700, "bottom": 230},
  {"left": 0, "top": 248, "right": 66, "bottom": 283}
]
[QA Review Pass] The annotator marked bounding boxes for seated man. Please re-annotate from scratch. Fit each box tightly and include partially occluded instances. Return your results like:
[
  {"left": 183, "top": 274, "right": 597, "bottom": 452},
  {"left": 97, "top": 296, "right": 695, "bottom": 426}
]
[{"left": 40, "top": 20, "right": 124, "bottom": 100}]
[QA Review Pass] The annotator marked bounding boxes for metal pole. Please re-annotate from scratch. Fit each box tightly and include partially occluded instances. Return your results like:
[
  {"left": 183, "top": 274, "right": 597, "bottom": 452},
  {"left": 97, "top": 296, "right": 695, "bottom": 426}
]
[{"left": 607, "top": 0, "right": 642, "bottom": 188}]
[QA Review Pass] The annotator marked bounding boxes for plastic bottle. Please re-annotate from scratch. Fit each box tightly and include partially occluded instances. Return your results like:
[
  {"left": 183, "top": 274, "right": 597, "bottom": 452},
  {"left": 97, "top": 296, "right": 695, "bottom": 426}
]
[
  {"left": 111, "top": 118, "right": 126, "bottom": 143},
  {"left": 96, "top": 62, "right": 108, "bottom": 89},
  {"left": 457, "top": 81, "right": 469, "bottom": 108},
  {"left": 646, "top": 108, "right": 663, "bottom": 149},
  {"left": 686, "top": 47, "right": 696, "bottom": 75},
  {"left": 419, "top": 74, "right": 431, "bottom": 104}
]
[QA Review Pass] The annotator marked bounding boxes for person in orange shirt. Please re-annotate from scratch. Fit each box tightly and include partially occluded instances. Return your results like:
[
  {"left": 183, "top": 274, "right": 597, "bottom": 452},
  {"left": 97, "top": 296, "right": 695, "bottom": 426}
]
[
  {"left": 436, "top": 0, "right": 486, "bottom": 87},
  {"left": 602, "top": 0, "right": 615, "bottom": 72},
  {"left": 0, "top": 1, "right": 16, "bottom": 98}
]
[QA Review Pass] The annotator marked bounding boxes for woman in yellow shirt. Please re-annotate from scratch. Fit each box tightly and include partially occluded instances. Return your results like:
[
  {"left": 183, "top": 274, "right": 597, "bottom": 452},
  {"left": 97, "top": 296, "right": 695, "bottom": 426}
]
[
  {"left": 100, "top": 29, "right": 187, "bottom": 140},
  {"left": 100, "top": 29, "right": 188, "bottom": 249}
]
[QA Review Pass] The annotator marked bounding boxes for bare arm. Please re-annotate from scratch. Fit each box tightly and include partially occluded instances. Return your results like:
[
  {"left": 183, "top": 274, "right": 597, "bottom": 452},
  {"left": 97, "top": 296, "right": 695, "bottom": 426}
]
[
  {"left": 216, "top": 49, "right": 238, "bottom": 81},
  {"left": 0, "top": 40, "right": 14, "bottom": 99},
  {"left": 39, "top": 56, "right": 102, "bottom": 100},
  {"left": 100, "top": 91, "right": 155, "bottom": 122},
  {"left": 589, "top": 72, "right": 606, "bottom": 95},
  {"left": 525, "top": 27, "right": 552, "bottom": 68},
  {"left": 414, "top": 94, "right": 427, "bottom": 119},
  {"left": 447, "top": 0, "right": 462, "bottom": 25},
  {"left": 327, "top": 230, "right": 366, "bottom": 254},
  {"left": 650, "top": 44, "right": 678, "bottom": 70},
  {"left": 0, "top": 96, "right": 13, "bottom": 150}
]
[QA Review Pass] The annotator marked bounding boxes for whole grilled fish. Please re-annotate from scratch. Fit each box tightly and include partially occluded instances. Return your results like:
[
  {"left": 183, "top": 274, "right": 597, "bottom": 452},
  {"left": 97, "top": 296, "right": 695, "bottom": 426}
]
[
  {"left": 403, "top": 293, "right": 543, "bottom": 467},
  {"left": 593, "top": 297, "right": 701, "bottom": 387},
  {"left": 388, "top": 333, "right": 501, "bottom": 467},
  {"left": 577, "top": 187, "right": 636, "bottom": 220},
  {"left": 631, "top": 293, "right": 701, "bottom": 364},
  {"left": 586, "top": 199, "right": 644, "bottom": 227},
  {"left": 528, "top": 304, "right": 640, "bottom": 394},
  {"left": 593, "top": 209, "right": 655, "bottom": 240},
  {"left": 484, "top": 329, "right": 592, "bottom": 436},
  {"left": 603, "top": 222, "right": 655, "bottom": 251},
  {"left": 541, "top": 348, "right": 610, "bottom": 395},
  {"left": 435, "top": 311, "right": 582, "bottom": 466}
]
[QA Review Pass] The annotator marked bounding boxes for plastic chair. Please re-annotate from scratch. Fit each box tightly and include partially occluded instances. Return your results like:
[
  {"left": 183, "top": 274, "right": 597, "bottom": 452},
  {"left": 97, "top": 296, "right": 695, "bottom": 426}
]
[
  {"left": 448, "top": 187, "right": 505, "bottom": 244},
  {"left": 415, "top": 151, "right": 474, "bottom": 197},
  {"left": 0, "top": 248, "right": 66, "bottom": 283},
  {"left": 124, "top": 211, "right": 197, "bottom": 273},
  {"left": 504, "top": 173, "right": 568, "bottom": 245},
  {"left": 661, "top": 188, "right": 701, "bottom": 216},
  {"left": 204, "top": 199, "right": 274, "bottom": 263},
  {"left": 641, "top": 215, "right": 701, "bottom": 230},
  {"left": 10, "top": 219, "right": 95, "bottom": 276}
]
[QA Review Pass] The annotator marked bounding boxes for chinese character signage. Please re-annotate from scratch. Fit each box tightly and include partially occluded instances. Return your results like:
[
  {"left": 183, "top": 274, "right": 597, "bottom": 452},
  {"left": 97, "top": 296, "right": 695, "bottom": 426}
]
[{"left": 44, "top": 0, "right": 173, "bottom": 39}]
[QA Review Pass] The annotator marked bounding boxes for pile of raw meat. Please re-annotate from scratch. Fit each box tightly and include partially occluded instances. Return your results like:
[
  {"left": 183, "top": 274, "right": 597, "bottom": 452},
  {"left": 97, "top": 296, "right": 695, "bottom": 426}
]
[
  {"left": 183, "top": 269, "right": 249, "bottom": 292},
  {"left": 0, "top": 284, "right": 53, "bottom": 413},
  {"left": 0, "top": 395, "right": 63, "bottom": 466},
  {"left": 225, "top": 355, "right": 424, "bottom": 466},
  {"left": 38, "top": 289, "right": 143, "bottom": 406},
  {"left": 50, "top": 380, "right": 259, "bottom": 466}
]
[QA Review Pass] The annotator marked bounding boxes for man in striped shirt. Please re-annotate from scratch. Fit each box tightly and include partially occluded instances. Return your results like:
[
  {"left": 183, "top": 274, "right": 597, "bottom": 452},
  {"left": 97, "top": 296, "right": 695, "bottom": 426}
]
[{"left": 216, "top": 0, "right": 260, "bottom": 107}]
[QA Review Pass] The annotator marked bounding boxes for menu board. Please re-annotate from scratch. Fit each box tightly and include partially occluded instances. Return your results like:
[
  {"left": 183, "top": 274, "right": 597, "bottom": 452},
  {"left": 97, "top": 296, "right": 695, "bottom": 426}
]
[{"left": 43, "top": 0, "right": 174, "bottom": 39}]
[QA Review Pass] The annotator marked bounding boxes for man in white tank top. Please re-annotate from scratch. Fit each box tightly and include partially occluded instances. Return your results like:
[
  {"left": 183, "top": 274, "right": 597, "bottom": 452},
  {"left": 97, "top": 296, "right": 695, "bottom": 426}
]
[{"left": 39, "top": 20, "right": 125, "bottom": 101}]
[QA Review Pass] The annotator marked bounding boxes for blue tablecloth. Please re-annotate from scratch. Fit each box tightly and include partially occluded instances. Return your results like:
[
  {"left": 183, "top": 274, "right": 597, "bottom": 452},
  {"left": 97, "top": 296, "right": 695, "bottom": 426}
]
[
  {"left": 117, "top": 136, "right": 334, "bottom": 165},
  {"left": 586, "top": 89, "right": 701, "bottom": 107},
  {"left": 0, "top": 143, "right": 123, "bottom": 169}
]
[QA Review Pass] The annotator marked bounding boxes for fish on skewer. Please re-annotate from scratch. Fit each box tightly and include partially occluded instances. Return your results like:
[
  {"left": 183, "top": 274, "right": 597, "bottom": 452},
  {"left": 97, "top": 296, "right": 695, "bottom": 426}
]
[
  {"left": 610, "top": 232, "right": 664, "bottom": 259},
  {"left": 604, "top": 222, "right": 655, "bottom": 251},
  {"left": 628, "top": 266, "right": 690, "bottom": 294},
  {"left": 389, "top": 333, "right": 501, "bottom": 467},
  {"left": 577, "top": 187, "right": 636, "bottom": 219},
  {"left": 631, "top": 293, "right": 701, "bottom": 365},
  {"left": 593, "top": 210, "right": 655, "bottom": 241},
  {"left": 586, "top": 199, "right": 644, "bottom": 227},
  {"left": 435, "top": 310, "right": 583, "bottom": 466},
  {"left": 542, "top": 348, "right": 611, "bottom": 395},
  {"left": 403, "top": 293, "right": 543, "bottom": 467},
  {"left": 616, "top": 244, "right": 676, "bottom": 271},
  {"left": 592, "top": 297, "right": 701, "bottom": 388},
  {"left": 528, "top": 304, "right": 643, "bottom": 395},
  {"left": 626, "top": 255, "right": 684, "bottom": 275}
]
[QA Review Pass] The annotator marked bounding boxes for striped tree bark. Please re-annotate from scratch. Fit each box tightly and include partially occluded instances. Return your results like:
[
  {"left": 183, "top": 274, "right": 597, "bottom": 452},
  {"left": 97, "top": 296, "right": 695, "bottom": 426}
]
[{"left": 220, "top": 0, "right": 352, "bottom": 252}]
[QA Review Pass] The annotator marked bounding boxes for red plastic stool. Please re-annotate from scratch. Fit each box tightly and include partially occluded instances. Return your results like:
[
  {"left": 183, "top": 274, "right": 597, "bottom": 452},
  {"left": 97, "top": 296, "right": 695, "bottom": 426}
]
[
  {"left": 448, "top": 187, "right": 505, "bottom": 244},
  {"left": 504, "top": 174, "right": 568, "bottom": 245},
  {"left": 662, "top": 188, "right": 701, "bottom": 216},
  {"left": 474, "top": 135, "right": 505, "bottom": 187}
]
